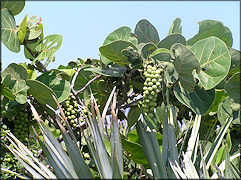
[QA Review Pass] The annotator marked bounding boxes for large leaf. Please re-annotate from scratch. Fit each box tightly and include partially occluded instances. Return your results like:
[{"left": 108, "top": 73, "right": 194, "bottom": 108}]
[
  {"left": 224, "top": 72, "right": 240, "bottom": 104},
  {"left": 187, "top": 20, "right": 233, "bottom": 47},
  {"left": 101, "top": 26, "right": 137, "bottom": 65},
  {"left": 1, "top": 0, "right": 25, "bottom": 16},
  {"left": 34, "top": 34, "right": 63, "bottom": 62},
  {"left": 26, "top": 80, "right": 57, "bottom": 109},
  {"left": 104, "top": 26, "right": 132, "bottom": 45},
  {"left": 228, "top": 48, "right": 241, "bottom": 74},
  {"left": 12, "top": 80, "right": 29, "bottom": 104},
  {"left": 84, "top": 66, "right": 126, "bottom": 77},
  {"left": 158, "top": 34, "right": 186, "bottom": 49},
  {"left": 121, "top": 138, "right": 149, "bottom": 167},
  {"left": 150, "top": 48, "right": 171, "bottom": 63},
  {"left": 1, "top": 9, "right": 20, "bottom": 52},
  {"left": 170, "top": 43, "right": 200, "bottom": 92},
  {"left": 2, "top": 63, "right": 28, "bottom": 81},
  {"left": 168, "top": 17, "right": 182, "bottom": 35},
  {"left": 134, "top": 19, "right": 160, "bottom": 45},
  {"left": 127, "top": 107, "right": 141, "bottom": 128},
  {"left": 36, "top": 71, "right": 70, "bottom": 103},
  {"left": 190, "top": 36, "right": 231, "bottom": 90},
  {"left": 99, "top": 40, "right": 137, "bottom": 66},
  {"left": 217, "top": 97, "right": 232, "bottom": 126},
  {"left": 174, "top": 82, "right": 215, "bottom": 115}
]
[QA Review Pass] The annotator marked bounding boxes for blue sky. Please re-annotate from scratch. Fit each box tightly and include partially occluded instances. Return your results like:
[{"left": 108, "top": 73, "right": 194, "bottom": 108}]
[{"left": 2, "top": 1, "right": 240, "bottom": 70}]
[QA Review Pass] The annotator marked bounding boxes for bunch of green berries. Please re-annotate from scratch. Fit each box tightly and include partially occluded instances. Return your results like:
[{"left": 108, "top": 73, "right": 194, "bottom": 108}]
[{"left": 141, "top": 64, "right": 163, "bottom": 118}]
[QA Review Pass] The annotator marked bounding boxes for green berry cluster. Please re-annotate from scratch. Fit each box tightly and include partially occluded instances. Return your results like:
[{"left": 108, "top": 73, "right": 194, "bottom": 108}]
[
  {"left": 141, "top": 64, "right": 163, "bottom": 118},
  {"left": 62, "top": 94, "right": 79, "bottom": 128},
  {"left": 13, "top": 106, "right": 31, "bottom": 144}
]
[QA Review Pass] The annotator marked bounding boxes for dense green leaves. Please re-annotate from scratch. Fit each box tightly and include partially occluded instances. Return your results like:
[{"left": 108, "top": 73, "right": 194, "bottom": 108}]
[
  {"left": 1, "top": 0, "right": 25, "bottom": 16},
  {"left": 12, "top": 80, "right": 29, "bottom": 104},
  {"left": 1, "top": 9, "right": 20, "bottom": 52},
  {"left": 174, "top": 82, "right": 215, "bottom": 115},
  {"left": 187, "top": 20, "right": 233, "bottom": 47},
  {"left": 134, "top": 19, "right": 160, "bottom": 45},
  {"left": 191, "top": 36, "right": 231, "bottom": 90},
  {"left": 170, "top": 43, "right": 200, "bottom": 92}
]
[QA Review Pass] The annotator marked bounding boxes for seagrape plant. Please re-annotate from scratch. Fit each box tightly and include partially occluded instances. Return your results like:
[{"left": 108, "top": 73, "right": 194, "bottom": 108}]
[{"left": 1, "top": 0, "right": 240, "bottom": 179}]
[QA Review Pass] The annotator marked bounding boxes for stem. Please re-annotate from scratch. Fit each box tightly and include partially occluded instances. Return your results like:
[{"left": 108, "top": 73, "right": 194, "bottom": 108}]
[{"left": 76, "top": 74, "right": 101, "bottom": 95}]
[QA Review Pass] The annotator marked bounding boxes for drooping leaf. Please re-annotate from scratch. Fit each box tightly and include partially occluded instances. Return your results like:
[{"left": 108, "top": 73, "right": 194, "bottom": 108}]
[
  {"left": 134, "top": 19, "right": 160, "bottom": 45},
  {"left": 34, "top": 34, "right": 63, "bottom": 62},
  {"left": 1, "top": 9, "right": 20, "bottom": 52},
  {"left": 224, "top": 72, "right": 240, "bottom": 104},
  {"left": 174, "top": 82, "right": 215, "bottom": 115},
  {"left": 26, "top": 79, "right": 57, "bottom": 109},
  {"left": 168, "top": 17, "right": 182, "bottom": 35},
  {"left": 12, "top": 80, "right": 29, "bottom": 104},
  {"left": 17, "top": 14, "right": 28, "bottom": 43},
  {"left": 1, "top": 0, "right": 25, "bottom": 16},
  {"left": 191, "top": 36, "right": 231, "bottom": 90},
  {"left": 158, "top": 34, "right": 186, "bottom": 49},
  {"left": 170, "top": 43, "right": 200, "bottom": 92},
  {"left": 2, "top": 63, "right": 28, "bottom": 81},
  {"left": 187, "top": 20, "right": 233, "bottom": 47},
  {"left": 99, "top": 40, "right": 137, "bottom": 66},
  {"left": 84, "top": 66, "right": 126, "bottom": 77},
  {"left": 217, "top": 97, "right": 232, "bottom": 126}
]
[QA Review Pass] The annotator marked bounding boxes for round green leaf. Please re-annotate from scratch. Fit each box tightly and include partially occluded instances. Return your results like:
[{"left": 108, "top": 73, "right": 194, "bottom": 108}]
[
  {"left": 141, "top": 42, "right": 157, "bottom": 60},
  {"left": 12, "top": 80, "right": 29, "bottom": 104},
  {"left": 1, "top": 9, "right": 20, "bottom": 52},
  {"left": 134, "top": 19, "right": 160, "bottom": 45},
  {"left": 191, "top": 36, "right": 231, "bottom": 90},
  {"left": 2, "top": 63, "right": 28, "bottom": 81},
  {"left": 99, "top": 40, "right": 137, "bottom": 66},
  {"left": 36, "top": 70, "right": 70, "bottom": 103},
  {"left": 1, "top": 0, "right": 25, "bottom": 16},
  {"left": 224, "top": 72, "right": 240, "bottom": 104},
  {"left": 187, "top": 20, "right": 233, "bottom": 47},
  {"left": 174, "top": 82, "right": 215, "bottom": 115},
  {"left": 127, "top": 107, "right": 141, "bottom": 128},
  {"left": 157, "top": 34, "right": 186, "bottom": 49}
]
